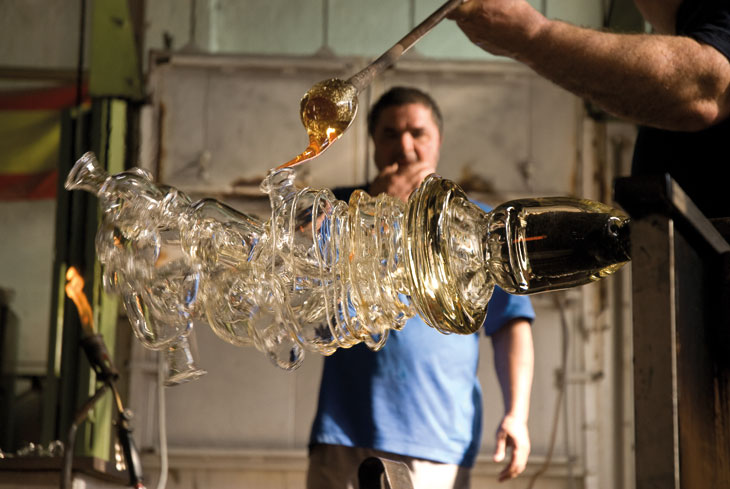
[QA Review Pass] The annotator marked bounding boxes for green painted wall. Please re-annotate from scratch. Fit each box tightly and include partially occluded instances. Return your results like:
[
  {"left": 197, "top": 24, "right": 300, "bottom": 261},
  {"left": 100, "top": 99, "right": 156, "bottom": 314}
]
[{"left": 145, "top": 0, "right": 607, "bottom": 62}]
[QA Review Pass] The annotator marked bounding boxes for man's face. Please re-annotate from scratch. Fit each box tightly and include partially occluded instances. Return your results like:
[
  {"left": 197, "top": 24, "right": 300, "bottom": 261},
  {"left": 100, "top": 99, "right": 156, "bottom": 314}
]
[{"left": 371, "top": 103, "right": 441, "bottom": 174}]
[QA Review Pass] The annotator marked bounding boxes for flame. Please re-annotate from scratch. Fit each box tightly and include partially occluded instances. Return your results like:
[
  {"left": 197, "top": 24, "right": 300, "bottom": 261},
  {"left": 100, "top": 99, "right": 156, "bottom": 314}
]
[
  {"left": 65, "top": 266, "right": 95, "bottom": 335},
  {"left": 326, "top": 127, "right": 338, "bottom": 141}
]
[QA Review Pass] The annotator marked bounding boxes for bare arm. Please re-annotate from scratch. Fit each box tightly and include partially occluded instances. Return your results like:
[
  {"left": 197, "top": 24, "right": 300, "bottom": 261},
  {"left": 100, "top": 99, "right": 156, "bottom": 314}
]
[
  {"left": 450, "top": 0, "right": 730, "bottom": 131},
  {"left": 491, "top": 317, "right": 534, "bottom": 481}
]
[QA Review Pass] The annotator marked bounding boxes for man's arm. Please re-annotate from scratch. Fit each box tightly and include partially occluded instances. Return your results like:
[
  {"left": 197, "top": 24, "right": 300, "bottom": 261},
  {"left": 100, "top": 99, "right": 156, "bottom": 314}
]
[
  {"left": 450, "top": 0, "right": 730, "bottom": 131},
  {"left": 491, "top": 317, "right": 534, "bottom": 481}
]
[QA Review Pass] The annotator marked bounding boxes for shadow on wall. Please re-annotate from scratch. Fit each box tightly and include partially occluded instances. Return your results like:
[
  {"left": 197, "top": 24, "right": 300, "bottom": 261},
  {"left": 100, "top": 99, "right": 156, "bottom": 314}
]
[{"left": 0, "top": 287, "right": 43, "bottom": 454}]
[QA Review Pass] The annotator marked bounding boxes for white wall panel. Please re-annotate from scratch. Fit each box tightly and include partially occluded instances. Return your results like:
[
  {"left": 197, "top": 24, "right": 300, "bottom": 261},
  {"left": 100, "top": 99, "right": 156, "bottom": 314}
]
[
  {"left": 210, "top": 0, "right": 323, "bottom": 55},
  {"left": 162, "top": 323, "right": 311, "bottom": 448},
  {"left": 149, "top": 55, "right": 369, "bottom": 193},
  {"left": 0, "top": 0, "right": 86, "bottom": 69}
]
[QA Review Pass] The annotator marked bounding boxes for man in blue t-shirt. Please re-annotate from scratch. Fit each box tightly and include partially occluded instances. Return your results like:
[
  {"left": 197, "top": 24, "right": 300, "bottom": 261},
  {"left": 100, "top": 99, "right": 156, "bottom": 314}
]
[
  {"left": 307, "top": 87, "right": 536, "bottom": 489},
  {"left": 449, "top": 0, "right": 730, "bottom": 218}
]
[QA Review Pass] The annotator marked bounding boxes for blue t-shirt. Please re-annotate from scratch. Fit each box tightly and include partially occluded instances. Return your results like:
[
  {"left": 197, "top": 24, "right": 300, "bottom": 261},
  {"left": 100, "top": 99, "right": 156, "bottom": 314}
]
[{"left": 309, "top": 189, "right": 536, "bottom": 467}]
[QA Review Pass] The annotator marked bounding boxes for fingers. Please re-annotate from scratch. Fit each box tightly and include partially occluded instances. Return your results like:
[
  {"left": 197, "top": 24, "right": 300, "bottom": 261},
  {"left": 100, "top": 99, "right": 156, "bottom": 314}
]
[
  {"left": 497, "top": 443, "right": 529, "bottom": 482},
  {"left": 370, "top": 168, "right": 419, "bottom": 201},
  {"left": 381, "top": 160, "right": 431, "bottom": 181},
  {"left": 371, "top": 159, "right": 434, "bottom": 200},
  {"left": 379, "top": 163, "right": 400, "bottom": 176},
  {"left": 494, "top": 419, "right": 531, "bottom": 482}
]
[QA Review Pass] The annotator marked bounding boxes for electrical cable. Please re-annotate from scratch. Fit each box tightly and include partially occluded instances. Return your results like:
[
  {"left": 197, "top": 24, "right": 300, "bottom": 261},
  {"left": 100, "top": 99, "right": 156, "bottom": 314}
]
[
  {"left": 155, "top": 353, "right": 169, "bottom": 489},
  {"left": 524, "top": 292, "right": 570, "bottom": 489},
  {"left": 60, "top": 385, "right": 110, "bottom": 489}
]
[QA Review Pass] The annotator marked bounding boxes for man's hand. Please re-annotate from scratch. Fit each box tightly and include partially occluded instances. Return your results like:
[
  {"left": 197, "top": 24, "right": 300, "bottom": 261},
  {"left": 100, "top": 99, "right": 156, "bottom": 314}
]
[
  {"left": 448, "top": 0, "right": 547, "bottom": 58},
  {"left": 368, "top": 161, "right": 435, "bottom": 202},
  {"left": 494, "top": 413, "right": 530, "bottom": 481}
]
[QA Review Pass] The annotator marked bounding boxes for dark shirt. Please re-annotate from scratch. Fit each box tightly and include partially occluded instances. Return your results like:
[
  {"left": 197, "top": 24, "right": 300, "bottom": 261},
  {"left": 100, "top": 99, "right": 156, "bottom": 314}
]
[{"left": 631, "top": 0, "right": 730, "bottom": 218}]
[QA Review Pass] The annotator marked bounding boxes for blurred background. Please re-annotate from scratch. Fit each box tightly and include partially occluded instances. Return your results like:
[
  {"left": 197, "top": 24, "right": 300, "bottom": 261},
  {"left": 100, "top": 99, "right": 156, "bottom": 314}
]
[{"left": 0, "top": 1, "right": 646, "bottom": 488}]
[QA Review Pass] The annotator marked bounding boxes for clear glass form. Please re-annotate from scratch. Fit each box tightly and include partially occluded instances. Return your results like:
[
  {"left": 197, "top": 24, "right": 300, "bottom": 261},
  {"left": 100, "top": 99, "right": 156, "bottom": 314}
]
[{"left": 66, "top": 152, "right": 630, "bottom": 372}]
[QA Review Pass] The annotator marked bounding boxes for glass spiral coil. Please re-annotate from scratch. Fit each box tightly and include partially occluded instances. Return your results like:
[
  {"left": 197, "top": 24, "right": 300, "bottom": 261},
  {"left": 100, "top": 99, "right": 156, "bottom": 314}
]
[{"left": 66, "top": 152, "right": 631, "bottom": 372}]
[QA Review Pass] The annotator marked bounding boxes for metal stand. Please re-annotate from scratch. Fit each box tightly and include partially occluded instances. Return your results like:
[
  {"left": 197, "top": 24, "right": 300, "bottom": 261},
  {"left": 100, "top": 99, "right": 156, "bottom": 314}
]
[
  {"left": 358, "top": 457, "right": 415, "bottom": 489},
  {"left": 60, "top": 334, "right": 144, "bottom": 489},
  {"left": 614, "top": 174, "right": 730, "bottom": 489}
]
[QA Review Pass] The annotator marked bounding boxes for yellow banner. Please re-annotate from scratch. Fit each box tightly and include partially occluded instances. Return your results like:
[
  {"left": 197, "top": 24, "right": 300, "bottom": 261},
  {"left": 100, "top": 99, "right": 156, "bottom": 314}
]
[{"left": 0, "top": 110, "right": 60, "bottom": 174}]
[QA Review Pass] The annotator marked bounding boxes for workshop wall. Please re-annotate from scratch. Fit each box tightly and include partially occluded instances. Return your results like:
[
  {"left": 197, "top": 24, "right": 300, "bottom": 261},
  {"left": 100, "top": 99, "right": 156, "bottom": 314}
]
[{"left": 144, "top": 0, "right": 603, "bottom": 60}]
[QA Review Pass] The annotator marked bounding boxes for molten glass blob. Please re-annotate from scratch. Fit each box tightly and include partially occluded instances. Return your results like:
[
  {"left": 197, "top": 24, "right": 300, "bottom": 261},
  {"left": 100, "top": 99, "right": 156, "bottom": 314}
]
[
  {"left": 278, "top": 78, "right": 358, "bottom": 169},
  {"left": 66, "top": 152, "right": 630, "bottom": 372}
]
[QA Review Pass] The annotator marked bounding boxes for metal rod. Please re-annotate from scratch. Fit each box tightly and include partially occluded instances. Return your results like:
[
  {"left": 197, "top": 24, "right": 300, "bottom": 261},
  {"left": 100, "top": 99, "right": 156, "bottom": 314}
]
[{"left": 347, "top": 0, "right": 466, "bottom": 93}]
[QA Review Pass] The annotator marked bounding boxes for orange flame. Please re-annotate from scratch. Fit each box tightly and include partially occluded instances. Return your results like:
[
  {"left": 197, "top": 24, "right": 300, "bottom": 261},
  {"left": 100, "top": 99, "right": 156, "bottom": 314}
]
[{"left": 65, "top": 266, "right": 95, "bottom": 335}]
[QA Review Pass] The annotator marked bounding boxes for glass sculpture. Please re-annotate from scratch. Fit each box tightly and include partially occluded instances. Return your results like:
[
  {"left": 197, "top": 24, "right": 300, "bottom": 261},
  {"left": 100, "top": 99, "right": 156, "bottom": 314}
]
[{"left": 66, "top": 152, "right": 630, "bottom": 373}]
